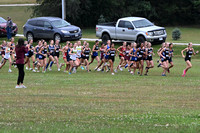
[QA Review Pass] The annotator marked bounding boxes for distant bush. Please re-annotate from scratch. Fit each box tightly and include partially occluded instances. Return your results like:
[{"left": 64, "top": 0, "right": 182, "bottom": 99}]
[
  {"left": 98, "top": 15, "right": 106, "bottom": 24},
  {"left": 172, "top": 28, "right": 181, "bottom": 40}
]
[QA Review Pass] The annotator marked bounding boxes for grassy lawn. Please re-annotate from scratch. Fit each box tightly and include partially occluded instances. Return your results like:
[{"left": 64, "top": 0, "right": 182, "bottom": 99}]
[
  {"left": 0, "top": 0, "right": 36, "bottom": 4},
  {"left": 0, "top": 5, "right": 200, "bottom": 44},
  {"left": 0, "top": 37, "right": 200, "bottom": 132},
  {"left": 0, "top": 6, "right": 32, "bottom": 34}
]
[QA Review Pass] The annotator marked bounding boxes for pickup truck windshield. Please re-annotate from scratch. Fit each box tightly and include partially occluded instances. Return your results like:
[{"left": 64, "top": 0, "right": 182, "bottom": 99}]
[
  {"left": 0, "top": 17, "right": 7, "bottom": 23},
  {"left": 132, "top": 19, "right": 154, "bottom": 28},
  {"left": 51, "top": 19, "right": 71, "bottom": 28}
]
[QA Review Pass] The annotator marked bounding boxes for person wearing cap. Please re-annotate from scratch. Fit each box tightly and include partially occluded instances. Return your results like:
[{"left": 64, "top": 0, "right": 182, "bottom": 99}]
[{"left": 6, "top": 17, "right": 13, "bottom": 40}]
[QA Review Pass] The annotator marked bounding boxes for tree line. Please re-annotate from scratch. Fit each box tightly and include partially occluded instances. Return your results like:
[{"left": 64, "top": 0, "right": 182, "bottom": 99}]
[{"left": 32, "top": 0, "right": 200, "bottom": 27}]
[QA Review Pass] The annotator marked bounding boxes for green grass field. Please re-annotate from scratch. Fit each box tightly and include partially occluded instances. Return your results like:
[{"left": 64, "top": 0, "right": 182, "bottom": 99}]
[
  {"left": 0, "top": 37, "right": 200, "bottom": 132},
  {"left": 1, "top": 6, "right": 200, "bottom": 44},
  {"left": 0, "top": 0, "right": 36, "bottom": 4},
  {"left": 0, "top": 6, "right": 32, "bottom": 34}
]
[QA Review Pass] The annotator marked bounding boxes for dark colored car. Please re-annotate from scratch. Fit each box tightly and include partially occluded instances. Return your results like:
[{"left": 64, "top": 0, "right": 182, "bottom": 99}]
[
  {"left": 0, "top": 17, "right": 18, "bottom": 37},
  {"left": 23, "top": 17, "right": 82, "bottom": 42}
]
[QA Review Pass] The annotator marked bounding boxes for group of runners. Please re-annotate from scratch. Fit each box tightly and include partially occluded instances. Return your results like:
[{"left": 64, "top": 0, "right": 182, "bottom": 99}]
[{"left": 0, "top": 38, "right": 198, "bottom": 77}]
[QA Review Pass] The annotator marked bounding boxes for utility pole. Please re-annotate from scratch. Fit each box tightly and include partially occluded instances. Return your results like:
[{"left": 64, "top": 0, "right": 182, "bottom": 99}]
[{"left": 62, "top": 0, "right": 66, "bottom": 19}]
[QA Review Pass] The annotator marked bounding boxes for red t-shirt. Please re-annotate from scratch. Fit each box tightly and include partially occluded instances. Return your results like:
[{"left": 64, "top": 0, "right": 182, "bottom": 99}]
[{"left": 15, "top": 45, "right": 28, "bottom": 64}]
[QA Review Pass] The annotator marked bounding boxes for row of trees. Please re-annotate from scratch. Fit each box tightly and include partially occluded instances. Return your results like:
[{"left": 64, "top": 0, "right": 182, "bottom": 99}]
[{"left": 32, "top": 0, "right": 200, "bottom": 27}]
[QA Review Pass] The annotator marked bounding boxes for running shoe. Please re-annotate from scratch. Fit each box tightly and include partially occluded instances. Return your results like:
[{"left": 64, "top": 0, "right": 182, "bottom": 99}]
[
  {"left": 8, "top": 69, "right": 12, "bottom": 73},
  {"left": 97, "top": 68, "right": 101, "bottom": 71},
  {"left": 111, "top": 73, "right": 115, "bottom": 75},
  {"left": 144, "top": 73, "right": 148, "bottom": 76},
  {"left": 26, "top": 67, "right": 28, "bottom": 70},
  {"left": 157, "top": 59, "right": 159, "bottom": 63},
  {"left": 15, "top": 85, "right": 22, "bottom": 88},
  {"left": 32, "top": 69, "right": 36, "bottom": 72},
  {"left": 130, "top": 71, "right": 134, "bottom": 75},
  {"left": 119, "top": 67, "right": 123, "bottom": 71},
  {"left": 81, "top": 66, "right": 84, "bottom": 70},
  {"left": 94, "top": 67, "right": 98, "bottom": 71},
  {"left": 58, "top": 69, "right": 61, "bottom": 71},
  {"left": 114, "top": 69, "right": 117, "bottom": 73},
  {"left": 20, "top": 85, "right": 27, "bottom": 88},
  {"left": 167, "top": 68, "right": 170, "bottom": 73},
  {"left": 49, "top": 67, "right": 52, "bottom": 71},
  {"left": 59, "top": 63, "right": 62, "bottom": 69},
  {"left": 137, "top": 71, "right": 140, "bottom": 75},
  {"left": 157, "top": 63, "right": 161, "bottom": 67},
  {"left": 29, "top": 68, "right": 33, "bottom": 71}
]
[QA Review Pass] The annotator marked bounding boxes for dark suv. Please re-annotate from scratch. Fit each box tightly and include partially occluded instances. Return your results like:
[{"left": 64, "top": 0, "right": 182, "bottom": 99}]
[
  {"left": 0, "top": 17, "right": 18, "bottom": 37},
  {"left": 23, "top": 17, "right": 82, "bottom": 42}
]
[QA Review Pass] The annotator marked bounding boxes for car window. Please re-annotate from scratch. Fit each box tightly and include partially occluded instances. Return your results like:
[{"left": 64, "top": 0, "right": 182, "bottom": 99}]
[
  {"left": 118, "top": 21, "right": 125, "bottom": 28},
  {"left": 124, "top": 21, "right": 133, "bottom": 29},
  {"left": 36, "top": 20, "right": 44, "bottom": 27},
  {"left": 28, "top": 20, "right": 37, "bottom": 26},
  {"left": 44, "top": 21, "right": 51, "bottom": 28},
  {"left": 0, "top": 17, "right": 7, "bottom": 23}
]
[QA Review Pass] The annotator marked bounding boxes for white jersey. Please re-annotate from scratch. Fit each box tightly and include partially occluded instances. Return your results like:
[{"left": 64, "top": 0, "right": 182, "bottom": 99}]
[
  {"left": 4, "top": 47, "right": 10, "bottom": 59},
  {"left": 76, "top": 46, "right": 82, "bottom": 58},
  {"left": 70, "top": 48, "right": 77, "bottom": 61}
]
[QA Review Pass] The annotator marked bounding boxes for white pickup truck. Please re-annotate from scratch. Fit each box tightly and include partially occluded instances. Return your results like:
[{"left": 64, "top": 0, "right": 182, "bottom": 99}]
[{"left": 96, "top": 17, "right": 167, "bottom": 44}]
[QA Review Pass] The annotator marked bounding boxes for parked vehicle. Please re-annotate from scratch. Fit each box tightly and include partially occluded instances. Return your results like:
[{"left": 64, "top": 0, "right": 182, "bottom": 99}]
[
  {"left": 23, "top": 17, "right": 82, "bottom": 42},
  {"left": 0, "top": 17, "right": 18, "bottom": 37},
  {"left": 96, "top": 17, "right": 167, "bottom": 44}
]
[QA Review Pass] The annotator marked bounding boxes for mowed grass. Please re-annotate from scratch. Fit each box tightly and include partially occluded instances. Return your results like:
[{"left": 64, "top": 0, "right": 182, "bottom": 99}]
[
  {"left": 1, "top": 5, "right": 200, "bottom": 44},
  {"left": 0, "top": 0, "right": 36, "bottom": 4},
  {"left": 0, "top": 6, "right": 32, "bottom": 34},
  {"left": 0, "top": 37, "right": 200, "bottom": 132}
]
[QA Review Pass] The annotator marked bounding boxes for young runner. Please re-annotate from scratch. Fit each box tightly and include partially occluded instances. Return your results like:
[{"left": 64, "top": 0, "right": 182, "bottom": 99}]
[
  {"left": 116, "top": 41, "right": 126, "bottom": 71},
  {"left": 168, "top": 43, "right": 174, "bottom": 72},
  {"left": 54, "top": 40, "right": 61, "bottom": 71},
  {"left": 107, "top": 43, "right": 116, "bottom": 75},
  {"left": 0, "top": 42, "right": 12, "bottom": 72},
  {"left": 89, "top": 40, "right": 100, "bottom": 69},
  {"left": 135, "top": 43, "right": 145, "bottom": 76},
  {"left": 144, "top": 42, "right": 154, "bottom": 75},
  {"left": 82, "top": 43, "right": 91, "bottom": 72},
  {"left": 181, "top": 42, "right": 199, "bottom": 77}
]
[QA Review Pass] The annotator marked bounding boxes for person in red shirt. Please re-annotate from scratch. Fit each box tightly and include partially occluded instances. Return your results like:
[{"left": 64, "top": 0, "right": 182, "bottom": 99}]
[{"left": 15, "top": 38, "right": 28, "bottom": 88}]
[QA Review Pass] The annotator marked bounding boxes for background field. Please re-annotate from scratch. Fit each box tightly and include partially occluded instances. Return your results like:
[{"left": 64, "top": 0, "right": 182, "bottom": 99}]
[
  {"left": 1, "top": 6, "right": 200, "bottom": 44},
  {"left": 0, "top": 38, "right": 200, "bottom": 132},
  {"left": 0, "top": 0, "right": 36, "bottom": 4}
]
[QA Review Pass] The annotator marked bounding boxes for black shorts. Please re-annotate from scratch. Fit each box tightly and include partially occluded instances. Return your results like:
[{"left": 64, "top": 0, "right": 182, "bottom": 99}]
[
  {"left": 92, "top": 55, "right": 97, "bottom": 59},
  {"left": 27, "top": 52, "right": 34, "bottom": 58},
  {"left": 119, "top": 55, "right": 124, "bottom": 59},
  {"left": 83, "top": 56, "right": 89, "bottom": 60},
  {"left": 147, "top": 56, "right": 153, "bottom": 61},
  {"left": 143, "top": 56, "right": 147, "bottom": 60},
  {"left": 109, "top": 56, "right": 115, "bottom": 62},
  {"left": 54, "top": 52, "right": 59, "bottom": 58},
  {"left": 169, "top": 57, "right": 173, "bottom": 63},
  {"left": 185, "top": 57, "right": 191, "bottom": 62},
  {"left": 137, "top": 57, "right": 143, "bottom": 61}
]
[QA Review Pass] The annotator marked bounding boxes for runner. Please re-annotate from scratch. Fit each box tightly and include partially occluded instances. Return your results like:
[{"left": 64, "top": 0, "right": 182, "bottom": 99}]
[
  {"left": 89, "top": 40, "right": 100, "bottom": 69},
  {"left": 0, "top": 42, "right": 12, "bottom": 72},
  {"left": 181, "top": 42, "right": 199, "bottom": 77}
]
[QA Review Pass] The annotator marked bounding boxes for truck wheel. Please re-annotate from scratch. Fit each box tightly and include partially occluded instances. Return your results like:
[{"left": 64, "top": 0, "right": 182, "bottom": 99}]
[
  {"left": 102, "top": 34, "right": 110, "bottom": 44},
  {"left": 137, "top": 36, "right": 145, "bottom": 44}
]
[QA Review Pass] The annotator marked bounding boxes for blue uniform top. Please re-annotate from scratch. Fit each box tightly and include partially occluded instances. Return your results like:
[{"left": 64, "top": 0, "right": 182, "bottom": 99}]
[{"left": 93, "top": 45, "right": 99, "bottom": 56}]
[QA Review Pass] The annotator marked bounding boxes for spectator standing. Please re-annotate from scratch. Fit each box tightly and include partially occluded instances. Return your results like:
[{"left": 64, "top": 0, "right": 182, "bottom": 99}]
[
  {"left": 15, "top": 38, "right": 28, "bottom": 88},
  {"left": 6, "top": 17, "right": 13, "bottom": 40}
]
